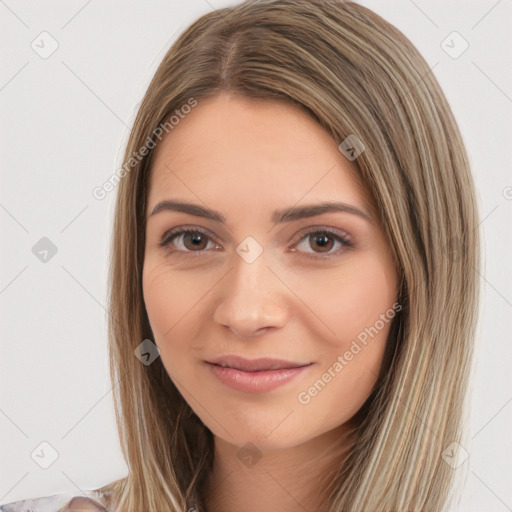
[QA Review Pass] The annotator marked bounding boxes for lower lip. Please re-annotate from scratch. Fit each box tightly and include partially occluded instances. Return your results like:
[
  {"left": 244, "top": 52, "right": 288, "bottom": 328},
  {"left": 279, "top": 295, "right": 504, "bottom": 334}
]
[{"left": 205, "top": 362, "right": 313, "bottom": 393}]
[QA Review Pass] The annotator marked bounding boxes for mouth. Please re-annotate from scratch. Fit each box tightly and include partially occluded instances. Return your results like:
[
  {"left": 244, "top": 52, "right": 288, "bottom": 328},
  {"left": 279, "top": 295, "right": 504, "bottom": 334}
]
[
  {"left": 205, "top": 356, "right": 314, "bottom": 393},
  {"left": 206, "top": 355, "right": 313, "bottom": 372}
]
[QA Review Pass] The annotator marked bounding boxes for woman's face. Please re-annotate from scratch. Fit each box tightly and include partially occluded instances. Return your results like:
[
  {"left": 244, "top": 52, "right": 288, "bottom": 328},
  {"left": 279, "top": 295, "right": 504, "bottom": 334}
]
[{"left": 143, "top": 93, "right": 398, "bottom": 450}]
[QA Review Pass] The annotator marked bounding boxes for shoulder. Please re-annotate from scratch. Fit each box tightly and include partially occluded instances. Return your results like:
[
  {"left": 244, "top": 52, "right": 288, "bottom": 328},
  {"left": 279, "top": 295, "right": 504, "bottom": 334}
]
[{"left": 0, "top": 489, "right": 109, "bottom": 512}]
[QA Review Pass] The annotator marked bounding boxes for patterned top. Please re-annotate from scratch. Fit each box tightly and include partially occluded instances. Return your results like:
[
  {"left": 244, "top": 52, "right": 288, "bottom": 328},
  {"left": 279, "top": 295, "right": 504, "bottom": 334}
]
[{"left": 0, "top": 488, "right": 110, "bottom": 512}]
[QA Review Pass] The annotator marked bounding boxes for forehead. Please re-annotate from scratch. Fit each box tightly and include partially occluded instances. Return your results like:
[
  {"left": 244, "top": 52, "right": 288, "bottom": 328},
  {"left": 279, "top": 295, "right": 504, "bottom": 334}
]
[{"left": 148, "top": 94, "right": 371, "bottom": 214}]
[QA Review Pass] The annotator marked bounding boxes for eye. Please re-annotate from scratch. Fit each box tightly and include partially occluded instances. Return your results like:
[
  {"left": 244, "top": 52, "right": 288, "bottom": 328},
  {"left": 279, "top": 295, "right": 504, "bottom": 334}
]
[
  {"left": 291, "top": 228, "right": 353, "bottom": 259},
  {"left": 159, "top": 227, "right": 220, "bottom": 255},
  {"left": 159, "top": 226, "right": 353, "bottom": 259}
]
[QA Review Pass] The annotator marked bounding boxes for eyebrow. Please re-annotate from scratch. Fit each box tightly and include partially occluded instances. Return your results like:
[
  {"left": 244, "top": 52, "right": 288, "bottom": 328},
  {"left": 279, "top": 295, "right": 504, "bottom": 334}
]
[{"left": 149, "top": 200, "right": 373, "bottom": 224}]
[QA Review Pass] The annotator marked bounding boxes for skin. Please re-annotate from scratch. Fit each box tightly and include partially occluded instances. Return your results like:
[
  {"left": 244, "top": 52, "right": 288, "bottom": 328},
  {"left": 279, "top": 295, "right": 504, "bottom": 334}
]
[
  {"left": 66, "top": 497, "right": 106, "bottom": 511},
  {"left": 142, "top": 93, "right": 398, "bottom": 512}
]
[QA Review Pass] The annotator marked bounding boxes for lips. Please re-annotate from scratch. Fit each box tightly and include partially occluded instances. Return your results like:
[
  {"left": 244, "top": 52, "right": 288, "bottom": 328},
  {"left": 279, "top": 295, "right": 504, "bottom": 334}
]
[
  {"left": 207, "top": 355, "right": 311, "bottom": 372},
  {"left": 205, "top": 357, "right": 314, "bottom": 393}
]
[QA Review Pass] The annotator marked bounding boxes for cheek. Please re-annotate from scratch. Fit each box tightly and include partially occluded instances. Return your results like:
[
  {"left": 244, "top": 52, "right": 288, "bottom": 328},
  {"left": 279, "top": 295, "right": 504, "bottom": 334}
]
[
  {"left": 293, "top": 254, "right": 396, "bottom": 413},
  {"left": 299, "top": 263, "right": 396, "bottom": 420},
  {"left": 294, "top": 254, "right": 397, "bottom": 345},
  {"left": 297, "top": 319, "right": 392, "bottom": 425},
  {"left": 142, "top": 264, "right": 197, "bottom": 385},
  {"left": 142, "top": 260, "right": 204, "bottom": 349}
]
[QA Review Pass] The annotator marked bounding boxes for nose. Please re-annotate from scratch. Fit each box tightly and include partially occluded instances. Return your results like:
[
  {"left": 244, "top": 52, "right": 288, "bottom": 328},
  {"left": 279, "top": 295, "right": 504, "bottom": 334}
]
[{"left": 213, "top": 251, "right": 289, "bottom": 339}]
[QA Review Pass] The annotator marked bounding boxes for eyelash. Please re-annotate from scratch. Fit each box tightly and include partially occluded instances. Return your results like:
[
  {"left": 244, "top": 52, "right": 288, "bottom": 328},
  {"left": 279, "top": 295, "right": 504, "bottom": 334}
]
[{"left": 159, "top": 226, "right": 354, "bottom": 260}]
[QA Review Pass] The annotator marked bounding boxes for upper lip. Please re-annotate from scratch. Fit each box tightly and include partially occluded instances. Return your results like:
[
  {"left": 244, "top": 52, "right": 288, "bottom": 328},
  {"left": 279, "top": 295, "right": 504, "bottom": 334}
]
[{"left": 207, "top": 355, "right": 312, "bottom": 372}]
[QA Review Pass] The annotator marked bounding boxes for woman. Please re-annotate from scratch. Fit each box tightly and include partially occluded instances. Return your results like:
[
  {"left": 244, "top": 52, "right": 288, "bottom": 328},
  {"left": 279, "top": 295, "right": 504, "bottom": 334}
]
[{"left": 1, "top": 0, "right": 480, "bottom": 510}]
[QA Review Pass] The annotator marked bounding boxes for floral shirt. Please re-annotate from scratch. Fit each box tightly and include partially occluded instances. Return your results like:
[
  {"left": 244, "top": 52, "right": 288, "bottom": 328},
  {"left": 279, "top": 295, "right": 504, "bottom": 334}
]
[{"left": 0, "top": 489, "right": 110, "bottom": 512}]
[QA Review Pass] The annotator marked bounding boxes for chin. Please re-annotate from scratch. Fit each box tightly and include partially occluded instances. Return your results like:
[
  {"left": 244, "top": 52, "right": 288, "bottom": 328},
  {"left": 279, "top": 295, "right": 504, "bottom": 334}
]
[
  {"left": 214, "top": 429, "right": 306, "bottom": 452},
  {"left": 203, "top": 412, "right": 315, "bottom": 452}
]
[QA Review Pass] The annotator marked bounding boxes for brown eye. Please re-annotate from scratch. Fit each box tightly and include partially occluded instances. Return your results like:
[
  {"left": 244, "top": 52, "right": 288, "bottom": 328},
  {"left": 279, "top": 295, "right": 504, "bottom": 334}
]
[
  {"left": 293, "top": 228, "right": 353, "bottom": 259},
  {"left": 182, "top": 232, "right": 208, "bottom": 251},
  {"left": 160, "top": 228, "right": 220, "bottom": 254},
  {"left": 308, "top": 233, "right": 335, "bottom": 253}
]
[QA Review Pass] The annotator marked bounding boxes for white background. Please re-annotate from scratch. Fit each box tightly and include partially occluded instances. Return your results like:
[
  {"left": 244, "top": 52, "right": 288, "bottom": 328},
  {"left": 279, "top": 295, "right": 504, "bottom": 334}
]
[{"left": 0, "top": 0, "right": 511, "bottom": 510}]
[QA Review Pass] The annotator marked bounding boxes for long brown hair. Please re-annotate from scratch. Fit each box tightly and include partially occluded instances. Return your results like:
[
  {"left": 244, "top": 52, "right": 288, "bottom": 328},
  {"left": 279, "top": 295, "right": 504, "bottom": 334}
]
[{"left": 98, "top": 1, "right": 480, "bottom": 510}]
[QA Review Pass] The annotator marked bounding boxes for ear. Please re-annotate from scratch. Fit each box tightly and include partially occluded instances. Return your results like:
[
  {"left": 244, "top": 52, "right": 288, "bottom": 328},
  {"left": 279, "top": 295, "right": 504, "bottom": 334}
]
[{"left": 62, "top": 496, "right": 108, "bottom": 511}]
